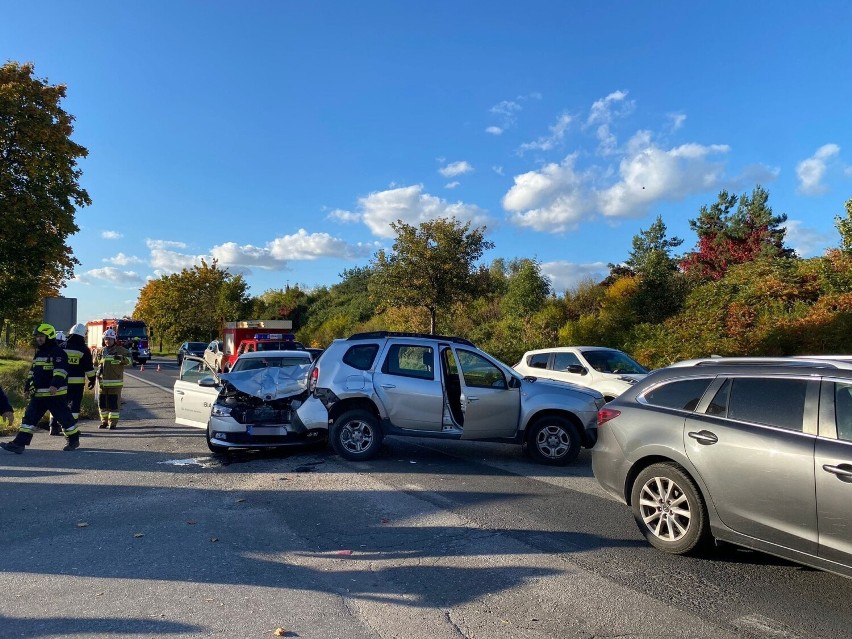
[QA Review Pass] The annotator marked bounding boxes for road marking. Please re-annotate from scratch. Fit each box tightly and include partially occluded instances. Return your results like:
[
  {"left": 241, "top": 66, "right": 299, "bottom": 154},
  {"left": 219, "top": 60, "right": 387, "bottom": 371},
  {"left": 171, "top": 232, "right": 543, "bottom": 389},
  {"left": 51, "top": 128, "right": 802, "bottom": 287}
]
[
  {"left": 732, "top": 614, "right": 804, "bottom": 639},
  {"left": 125, "top": 371, "right": 172, "bottom": 393}
]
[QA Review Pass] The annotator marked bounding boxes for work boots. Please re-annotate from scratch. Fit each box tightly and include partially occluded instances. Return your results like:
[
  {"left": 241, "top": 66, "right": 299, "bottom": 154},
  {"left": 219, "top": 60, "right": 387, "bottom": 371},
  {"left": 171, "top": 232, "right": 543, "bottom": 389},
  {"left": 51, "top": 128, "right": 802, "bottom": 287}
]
[
  {"left": 0, "top": 441, "right": 25, "bottom": 454},
  {"left": 49, "top": 424, "right": 62, "bottom": 436},
  {"left": 63, "top": 434, "right": 80, "bottom": 451}
]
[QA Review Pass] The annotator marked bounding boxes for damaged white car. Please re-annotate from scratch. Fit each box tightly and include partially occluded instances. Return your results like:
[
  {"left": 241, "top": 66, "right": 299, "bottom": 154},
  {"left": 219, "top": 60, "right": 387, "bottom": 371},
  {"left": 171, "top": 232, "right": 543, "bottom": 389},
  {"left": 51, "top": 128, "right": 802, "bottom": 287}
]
[{"left": 173, "top": 350, "right": 328, "bottom": 453}]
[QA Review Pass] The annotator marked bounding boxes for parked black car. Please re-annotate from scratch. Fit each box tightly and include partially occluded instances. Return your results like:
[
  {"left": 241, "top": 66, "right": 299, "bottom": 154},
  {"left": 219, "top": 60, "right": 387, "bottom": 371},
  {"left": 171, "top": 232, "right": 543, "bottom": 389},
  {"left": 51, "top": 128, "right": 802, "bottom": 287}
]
[{"left": 177, "top": 341, "right": 208, "bottom": 366}]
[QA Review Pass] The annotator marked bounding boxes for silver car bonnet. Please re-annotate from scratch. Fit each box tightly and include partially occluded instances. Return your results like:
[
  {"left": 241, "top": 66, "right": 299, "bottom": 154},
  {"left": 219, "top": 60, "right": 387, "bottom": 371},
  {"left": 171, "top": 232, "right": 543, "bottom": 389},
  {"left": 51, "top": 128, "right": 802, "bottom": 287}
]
[
  {"left": 523, "top": 375, "right": 604, "bottom": 400},
  {"left": 219, "top": 365, "right": 311, "bottom": 400}
]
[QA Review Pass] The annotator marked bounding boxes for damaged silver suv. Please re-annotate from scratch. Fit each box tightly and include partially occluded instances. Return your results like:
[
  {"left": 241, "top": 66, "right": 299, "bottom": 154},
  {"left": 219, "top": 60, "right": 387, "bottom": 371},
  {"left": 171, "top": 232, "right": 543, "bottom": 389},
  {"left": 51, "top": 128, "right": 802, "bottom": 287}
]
[{"left": 302, "top": 332, "right": 605, "bottom": 465}]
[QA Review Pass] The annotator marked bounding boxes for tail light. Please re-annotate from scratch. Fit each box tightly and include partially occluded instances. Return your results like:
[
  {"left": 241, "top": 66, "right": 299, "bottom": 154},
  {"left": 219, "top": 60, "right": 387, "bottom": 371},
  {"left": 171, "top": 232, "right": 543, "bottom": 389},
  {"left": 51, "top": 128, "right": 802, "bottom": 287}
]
[
  {"left": 308, "top": 366, "right": 319, "bottom": 394},
  {"left": 597, "top": 407, "right": 621, "bottom": 426}
]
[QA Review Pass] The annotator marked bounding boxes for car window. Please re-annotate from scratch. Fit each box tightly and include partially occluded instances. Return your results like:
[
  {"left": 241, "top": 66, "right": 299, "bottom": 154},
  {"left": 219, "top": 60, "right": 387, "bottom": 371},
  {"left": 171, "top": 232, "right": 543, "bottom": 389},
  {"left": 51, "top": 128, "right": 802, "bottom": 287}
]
[
  {"left": 181, "top": 358, "right": 213, "bottom": 382},
  {"left": 727, "top": 377, "right": 808, "bottom": 432},
  {"left": 642, "top": 378, "right": 712, "bottom": 411},
  {"left": 526, "top": 353, "right": 549, "bottom": 369},
  {"left": 583, "top": 350, "right": 648, "bottom": 374},
  {"left": 553, "top": 352, "right": 582, "bottom": 371},
  {"left": 382, "top": 345, "right": 434, "bottom": 380},
  {"left": 456, "top": 349, "right": 507, "bottom": 389},
  {"left": 706, "top": 379, "right": 730, "bottom": 416},
  {"left": 343, "top": 344, "right": 379, "bottom": 370},
  {"left": 835, "top": 382, "right": 852, "bottom": 442}
]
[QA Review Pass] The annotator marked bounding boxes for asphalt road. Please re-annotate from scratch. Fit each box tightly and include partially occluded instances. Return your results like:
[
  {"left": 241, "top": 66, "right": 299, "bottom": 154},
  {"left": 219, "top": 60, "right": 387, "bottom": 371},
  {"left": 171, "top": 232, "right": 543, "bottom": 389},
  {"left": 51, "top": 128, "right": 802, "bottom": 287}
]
[{"left": 0, "top": 355, "right": 850, "bottom": 639}]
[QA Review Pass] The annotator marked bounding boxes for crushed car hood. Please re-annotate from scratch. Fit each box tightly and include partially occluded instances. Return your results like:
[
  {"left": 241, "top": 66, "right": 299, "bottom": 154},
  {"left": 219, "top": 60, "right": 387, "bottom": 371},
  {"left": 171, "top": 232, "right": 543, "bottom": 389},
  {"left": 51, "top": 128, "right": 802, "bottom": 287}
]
[{"left": 219, "top": 365, "right": 311, "bottom": 401}]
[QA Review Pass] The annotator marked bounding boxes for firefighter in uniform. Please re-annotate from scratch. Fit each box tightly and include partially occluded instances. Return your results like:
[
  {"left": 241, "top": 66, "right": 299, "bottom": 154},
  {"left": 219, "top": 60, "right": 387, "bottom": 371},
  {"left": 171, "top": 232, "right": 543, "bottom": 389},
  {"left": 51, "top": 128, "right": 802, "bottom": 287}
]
[
  {"left": 48, "top": 323, "right": 96, "bottom": 436},
  {"left": 1, "top": 323, "right": 81, "bottom": 454},
  {"left": 95, "top": 328, "right": 132, "bottom": 429}
]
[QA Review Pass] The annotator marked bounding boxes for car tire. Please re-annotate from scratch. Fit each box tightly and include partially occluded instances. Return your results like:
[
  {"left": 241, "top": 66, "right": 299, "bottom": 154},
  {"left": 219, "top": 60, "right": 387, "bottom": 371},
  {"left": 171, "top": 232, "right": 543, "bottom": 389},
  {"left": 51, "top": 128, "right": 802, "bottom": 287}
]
[
  {"left": 330, "top": 409, "right": 383, "bottom": 461},
  {"left": 206, "top": 429, "right": 229, "bottom": 455},
  {"left": 525, "top": 416, "right": 581, "bottom": 466},
  {"left": 630, "top": 462, "right": 710, "bottom": 555}
]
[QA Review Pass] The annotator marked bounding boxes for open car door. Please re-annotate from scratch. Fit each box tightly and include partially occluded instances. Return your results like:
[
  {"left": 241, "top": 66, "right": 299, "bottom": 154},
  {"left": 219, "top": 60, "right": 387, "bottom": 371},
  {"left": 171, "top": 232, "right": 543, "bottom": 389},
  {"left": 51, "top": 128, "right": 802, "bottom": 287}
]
[{"left": 174, "top": 356, "right": 220, "bottom": 428}]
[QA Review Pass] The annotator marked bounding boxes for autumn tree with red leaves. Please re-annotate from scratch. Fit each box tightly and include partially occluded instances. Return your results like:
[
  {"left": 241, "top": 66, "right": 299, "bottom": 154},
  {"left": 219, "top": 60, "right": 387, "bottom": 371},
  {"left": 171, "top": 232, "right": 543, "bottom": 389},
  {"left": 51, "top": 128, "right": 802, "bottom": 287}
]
[{"left": 680, "top": 186, "right": 794, "bottom": 281}]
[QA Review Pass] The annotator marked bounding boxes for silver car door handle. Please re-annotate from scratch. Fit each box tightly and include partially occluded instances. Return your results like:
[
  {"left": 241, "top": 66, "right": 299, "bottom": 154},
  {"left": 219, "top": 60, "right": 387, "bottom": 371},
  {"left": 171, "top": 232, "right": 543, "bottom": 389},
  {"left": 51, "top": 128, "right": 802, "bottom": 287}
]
[
  {"left": 380, "top": 384, "right": 396, "bottom": 389},
  {"left": 688, "top": 430, "right": 718, "bottom": 445},
  {"left": 176, "top": 390, "right": 185, "bottom": 395},
  {"left": 466, "top": 396, "right": 479, "bottom": 402},
  {"left": 822, "top": 464, "right": 852, "bottom": 479}
]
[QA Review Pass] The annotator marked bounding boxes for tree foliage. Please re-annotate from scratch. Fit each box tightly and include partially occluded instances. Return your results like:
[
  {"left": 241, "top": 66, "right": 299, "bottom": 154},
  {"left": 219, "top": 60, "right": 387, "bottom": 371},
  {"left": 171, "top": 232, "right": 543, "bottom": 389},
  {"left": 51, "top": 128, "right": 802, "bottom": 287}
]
[
  {"left": 134, "top": 260, "right": 250, "bottom": 344},
  {"left": 369, "top": 217, "right": 494, "bottom": 333},
  {"left": 835, "top": 197, "right": 852, "bottom": 254},
  {"left": 0, "top": 62, "right": 90, "bottom": 325},
  {"left": 681, "top": 186, "right": 793, "bottom": 281}
]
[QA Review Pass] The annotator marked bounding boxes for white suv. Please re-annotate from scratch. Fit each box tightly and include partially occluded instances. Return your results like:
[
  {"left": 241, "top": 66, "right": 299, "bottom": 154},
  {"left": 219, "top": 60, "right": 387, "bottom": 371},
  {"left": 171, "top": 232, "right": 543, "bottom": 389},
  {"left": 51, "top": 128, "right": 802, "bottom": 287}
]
[
  {"left": 304, "top": 332, "right": 605, "bottom": 465},
  {"left": 514, "top": 346, "right": 648, "bottom": 401}
]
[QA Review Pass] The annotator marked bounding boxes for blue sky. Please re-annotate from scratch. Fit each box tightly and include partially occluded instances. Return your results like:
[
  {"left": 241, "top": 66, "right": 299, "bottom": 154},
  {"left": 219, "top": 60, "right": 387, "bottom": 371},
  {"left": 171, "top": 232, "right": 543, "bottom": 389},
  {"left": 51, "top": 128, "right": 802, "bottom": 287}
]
[{"left": 4, "top": 1, "right": 851, "bottom": 325}]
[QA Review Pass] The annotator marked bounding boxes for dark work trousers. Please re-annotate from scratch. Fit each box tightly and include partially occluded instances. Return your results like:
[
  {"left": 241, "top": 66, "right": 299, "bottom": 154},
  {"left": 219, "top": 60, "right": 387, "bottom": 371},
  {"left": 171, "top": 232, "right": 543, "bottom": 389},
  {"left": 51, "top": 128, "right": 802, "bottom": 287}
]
[
  {"left": 14, "top": 395, "right": 79, "bottom": 446},
  {"left": 98, "top": 387, "right": 123, "bottom": 427},
  {"left": 49, "top": 383, "right": 85, "bottom": 431}
]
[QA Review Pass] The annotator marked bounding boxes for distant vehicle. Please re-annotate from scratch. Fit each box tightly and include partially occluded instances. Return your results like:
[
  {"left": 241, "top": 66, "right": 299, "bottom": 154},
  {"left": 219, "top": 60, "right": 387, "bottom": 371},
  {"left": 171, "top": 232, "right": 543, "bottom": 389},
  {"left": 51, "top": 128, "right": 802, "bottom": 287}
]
[
  {"left": 204, "top": 340, "right": 225, "bottom": 372},
  {"left": 305, "top": 331, "right": 605, "bottom": 465},
  {"left": 177, "top": 341, "right": 207, "bottom": 366},
  {"left": 592, "top": 357, "right": 852, "bottom": 578},
  {"left": 87, "top": 318, "right": 151, "bottom": 365},
  {"left": 514, "top": 346, "right": 648, "bottom": 401},
  {"left": 173, "top": 349, "right": 319, "bottom": 453},
  {"left": 305, "top": 347, "right": 324, "bottom": 362},
  {"left": 221, "top": 320, "right": 296, "bottom": 371}
]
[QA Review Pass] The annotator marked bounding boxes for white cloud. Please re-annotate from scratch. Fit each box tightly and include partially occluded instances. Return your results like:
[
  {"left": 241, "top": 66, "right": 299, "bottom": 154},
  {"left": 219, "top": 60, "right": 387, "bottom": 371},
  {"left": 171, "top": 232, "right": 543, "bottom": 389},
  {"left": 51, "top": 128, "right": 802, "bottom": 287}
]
[
  {"left": 438, "top": 160, "right": 474, "bottom": 177},
  {"left": 101, "top": 230, "right": 123, "bottom": 240},
  {"left": 503, "top": 132, "right": 764, "bottom": 232},
  {"left": 328, "top": 208, "right": 361, "bottom": 223},
  {"left": 208, "top": 230, "right": 379, "bottom": 271},
  {"left": 540, "top": 261, "right": 608, "bottom": 293},
  {"left": 584, "top": 90, "right": 634, "bottom": 156},
  {"left": 796, "top": 144, "right": 840, "bottom": 195},
  {"left": 358, "top": 185, "right": 491, "bottom": 238},
  {"left": 485, "top": 126, "right": 503, "bottom": 135},
  {"left": 668, "top": 113, "right": 687, "bottom": 131},
  {"left": 149, "top": 248, "right": 205, "bottom": 274},
  {"left": 492, "top": 166, "right": 504, "bottom": 176},
  {"left": 74, "top": 267, "right": 144, "bottom": 286},
  {"left": 146, "top": 239, "right": 187, "bottom": 250},
  {"left": 445, "top": 181, "right": 460, "bottom": 189},
  {"left": 783, "top": 220, "right": 832, "bottom": 257},
  {"left": 486, "top": 93, "right": 542, "bottom": 133},
  {"left": 103, "top": 252, "right": 143, "bottom": 266},
  {"left": 518, "top": 113, "right": 573, "bottom": 154}
]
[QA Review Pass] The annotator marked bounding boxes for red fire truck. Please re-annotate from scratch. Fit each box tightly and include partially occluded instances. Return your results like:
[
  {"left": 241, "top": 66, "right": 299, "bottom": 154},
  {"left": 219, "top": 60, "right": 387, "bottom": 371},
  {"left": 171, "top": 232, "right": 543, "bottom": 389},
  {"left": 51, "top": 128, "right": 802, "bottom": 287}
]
[
  {"left": 86, "top": 318, "right": 151, "bottom": 365},
  {"left": 216, "top": 320, "right": 296, "bottom": 371}
]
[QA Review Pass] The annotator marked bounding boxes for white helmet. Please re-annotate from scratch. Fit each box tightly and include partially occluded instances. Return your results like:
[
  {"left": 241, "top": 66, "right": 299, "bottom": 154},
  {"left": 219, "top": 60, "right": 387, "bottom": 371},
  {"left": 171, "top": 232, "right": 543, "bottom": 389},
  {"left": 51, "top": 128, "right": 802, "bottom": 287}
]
[
  {"left": 104, "top": 329, "right": 117, "bottom": 339},
  {"left": 55, "top": 331, "right": 66, "bottom": 342},
  {"left": 69, "top": 323, "right": 86, "bottom": 337}
]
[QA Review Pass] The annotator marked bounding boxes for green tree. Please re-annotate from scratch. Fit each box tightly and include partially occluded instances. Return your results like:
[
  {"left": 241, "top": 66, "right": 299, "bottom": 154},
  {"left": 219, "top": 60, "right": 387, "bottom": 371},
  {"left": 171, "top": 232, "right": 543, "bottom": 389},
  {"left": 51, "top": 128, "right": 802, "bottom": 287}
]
[
  {"left": 133, "top": 260, "right": 250, "bottom": 344},
  {"left": 500, "top": 258, "right": 551, "bottom": 318},
  {"left": 369, "top": 217, "right": 494, "bottom": 334},
  {"left": 0, "top": 62, "right": 90, "bottom": 324},
  {"left": 835, "top": 197, "right": 852, "bottom": 254}
]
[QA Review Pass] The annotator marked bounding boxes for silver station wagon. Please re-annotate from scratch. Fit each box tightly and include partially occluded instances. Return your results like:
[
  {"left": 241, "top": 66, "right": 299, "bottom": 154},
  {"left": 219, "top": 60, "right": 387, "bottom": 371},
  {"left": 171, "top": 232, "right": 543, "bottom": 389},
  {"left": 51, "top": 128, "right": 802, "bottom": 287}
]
[{"left": 592, "top": 357, "right": 852, "bottom": 578}]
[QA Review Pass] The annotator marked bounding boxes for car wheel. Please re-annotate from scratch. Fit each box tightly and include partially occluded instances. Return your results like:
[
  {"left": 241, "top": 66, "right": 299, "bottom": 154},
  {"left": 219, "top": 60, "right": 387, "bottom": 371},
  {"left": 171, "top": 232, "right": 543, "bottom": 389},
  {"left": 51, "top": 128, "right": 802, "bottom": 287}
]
[
  {"left": 205, "top": 429, "right": 229, "bottom": 454},
  {"left": 525, "top": 416, "right": 580, "bottom": 466},
  {"left": 331, "top": 409, "right": 383, "bottom": 461},
  {"left": 631, "top": 462, "right": 710, "bottom": 555}
]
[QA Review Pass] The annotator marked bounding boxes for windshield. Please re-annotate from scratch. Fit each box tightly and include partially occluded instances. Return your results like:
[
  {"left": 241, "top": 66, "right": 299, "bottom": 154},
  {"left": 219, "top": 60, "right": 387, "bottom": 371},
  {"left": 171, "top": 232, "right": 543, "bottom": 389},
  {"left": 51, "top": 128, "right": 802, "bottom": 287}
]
[
  {"left": 230, "top": 356, "right": 311, "bottom": 372},
  {"left": 118, "top": 326, "right": 147, "bottom": 339},
  {"left": 256, "top": 341, "right": 304, "bottom": 351},
  {"left": 187, "top": 342, "right": 207, "bottom": 350},
  {"left": 582, "top": 350, "right": 648, "bottom": 374}
]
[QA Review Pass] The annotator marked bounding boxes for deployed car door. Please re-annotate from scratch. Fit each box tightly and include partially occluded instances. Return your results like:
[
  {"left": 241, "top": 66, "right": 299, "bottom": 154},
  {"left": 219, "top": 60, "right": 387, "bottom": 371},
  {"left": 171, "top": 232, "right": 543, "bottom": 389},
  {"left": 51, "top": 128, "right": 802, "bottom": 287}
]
[
  {"left": 815, "top": 380, "right": 852, "bottom": 564},
  {"left": 452, "top": 346, "right": 519, "bottom": 439},
  {"left": 373, "top": 343, "right": 443, "bottom": 431},
  {"left": 174, "top": 356, "right": 219, "bottom": 428},
  {"left": 685, "top": 376, "right": 819, "bottom": 553}
]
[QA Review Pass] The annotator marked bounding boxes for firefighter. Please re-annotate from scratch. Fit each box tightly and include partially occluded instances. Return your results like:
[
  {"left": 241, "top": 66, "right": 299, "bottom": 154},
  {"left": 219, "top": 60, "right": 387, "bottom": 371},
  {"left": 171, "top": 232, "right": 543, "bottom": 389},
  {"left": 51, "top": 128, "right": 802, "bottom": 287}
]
[
  {"left": 48, "top": 323, "right": 95, "bottom": 436},
  {"left": 1, "top": 323, "right": 81, "bottom": 454},
  {"left": 95, "top": 328, "right": 132, "bottom": 429}
]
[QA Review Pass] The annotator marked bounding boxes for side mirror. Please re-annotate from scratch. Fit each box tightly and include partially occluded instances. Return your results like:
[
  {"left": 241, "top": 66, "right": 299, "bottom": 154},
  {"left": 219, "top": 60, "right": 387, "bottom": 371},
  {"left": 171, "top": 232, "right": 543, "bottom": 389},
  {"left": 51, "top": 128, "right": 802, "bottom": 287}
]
[
  {"left": 508, "top": 376, "right": 521, "bottom": 389},
  {"left": 567, "top": 365, "right": 588, "bottom": 376},
  {"left": 198, "top": 376, "right": 218, "bottom": 388}
]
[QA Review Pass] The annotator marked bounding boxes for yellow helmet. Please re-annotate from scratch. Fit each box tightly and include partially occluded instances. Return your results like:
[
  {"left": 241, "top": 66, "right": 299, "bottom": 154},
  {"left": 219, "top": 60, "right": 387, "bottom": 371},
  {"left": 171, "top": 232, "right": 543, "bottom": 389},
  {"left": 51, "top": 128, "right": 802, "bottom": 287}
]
[{"left": 33, "top": 323, "right": 56, "bottom": 339}]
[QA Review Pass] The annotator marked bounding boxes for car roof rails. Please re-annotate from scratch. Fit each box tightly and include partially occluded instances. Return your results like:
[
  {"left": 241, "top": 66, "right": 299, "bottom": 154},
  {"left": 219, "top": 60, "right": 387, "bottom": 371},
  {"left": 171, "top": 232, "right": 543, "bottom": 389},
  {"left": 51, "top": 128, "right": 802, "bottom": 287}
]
[
  {"left": 667, "top": 356, "right": 852, "bottom": 369},
  {"left": 347, "top": 331, "right": 475, "bottom": 346}
]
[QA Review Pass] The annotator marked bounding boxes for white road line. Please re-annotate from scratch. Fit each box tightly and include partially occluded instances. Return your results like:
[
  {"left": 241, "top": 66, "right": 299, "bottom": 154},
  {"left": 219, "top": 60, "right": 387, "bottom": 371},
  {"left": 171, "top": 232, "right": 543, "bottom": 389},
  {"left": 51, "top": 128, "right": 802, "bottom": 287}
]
[{"left": 125, "top": 371, "right": 173, "bottom": 393}]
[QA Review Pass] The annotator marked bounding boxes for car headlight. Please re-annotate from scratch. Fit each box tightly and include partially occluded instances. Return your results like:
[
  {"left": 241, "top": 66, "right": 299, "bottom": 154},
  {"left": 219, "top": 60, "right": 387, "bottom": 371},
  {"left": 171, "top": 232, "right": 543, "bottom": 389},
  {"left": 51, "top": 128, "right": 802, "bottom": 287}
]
[{"left": 211, "top": 405, "right": 232, "bottom": 417}]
